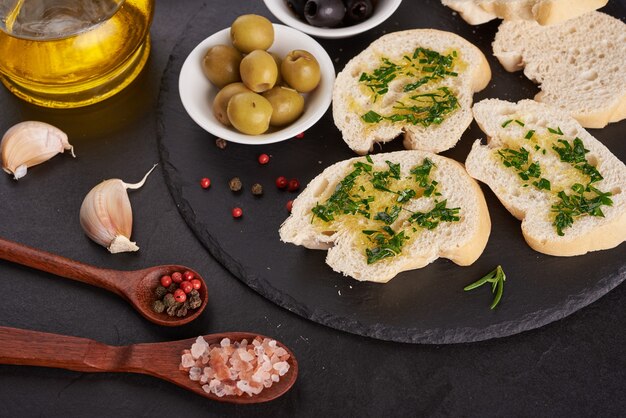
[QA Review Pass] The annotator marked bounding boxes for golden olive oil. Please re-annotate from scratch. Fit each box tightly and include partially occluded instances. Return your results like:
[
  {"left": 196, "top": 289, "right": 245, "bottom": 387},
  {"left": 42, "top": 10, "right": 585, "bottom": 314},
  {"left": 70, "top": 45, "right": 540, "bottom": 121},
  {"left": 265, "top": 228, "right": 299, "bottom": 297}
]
[{"left": 0, "top": 0, "right": 154, "bottom": 108}]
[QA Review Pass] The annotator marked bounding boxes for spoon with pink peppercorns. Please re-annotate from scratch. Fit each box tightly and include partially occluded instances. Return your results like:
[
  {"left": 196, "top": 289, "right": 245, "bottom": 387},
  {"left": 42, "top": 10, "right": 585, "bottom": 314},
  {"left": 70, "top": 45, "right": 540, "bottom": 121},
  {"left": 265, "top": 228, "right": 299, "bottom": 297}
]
[
  {"left": 0, "top": 327, "right": 298, "bottom": 403},
  {"left": 0, "top": 237, "right": 208, "bottom": 326}
]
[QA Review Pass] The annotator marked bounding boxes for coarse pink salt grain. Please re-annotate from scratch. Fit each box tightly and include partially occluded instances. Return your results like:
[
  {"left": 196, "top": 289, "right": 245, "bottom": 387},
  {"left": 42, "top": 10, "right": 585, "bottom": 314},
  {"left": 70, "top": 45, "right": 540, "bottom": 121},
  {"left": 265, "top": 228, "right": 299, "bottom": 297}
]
[{"left": 180, "top": 336, "right": 290, "bottom": 397}]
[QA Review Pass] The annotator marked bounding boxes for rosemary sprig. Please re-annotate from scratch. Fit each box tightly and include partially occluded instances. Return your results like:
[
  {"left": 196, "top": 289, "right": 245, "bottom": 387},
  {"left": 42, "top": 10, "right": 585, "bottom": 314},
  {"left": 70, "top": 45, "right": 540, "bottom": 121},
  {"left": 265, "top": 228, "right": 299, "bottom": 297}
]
[{"left": 464, "top": 265, "right": 506, "bottom": 309}]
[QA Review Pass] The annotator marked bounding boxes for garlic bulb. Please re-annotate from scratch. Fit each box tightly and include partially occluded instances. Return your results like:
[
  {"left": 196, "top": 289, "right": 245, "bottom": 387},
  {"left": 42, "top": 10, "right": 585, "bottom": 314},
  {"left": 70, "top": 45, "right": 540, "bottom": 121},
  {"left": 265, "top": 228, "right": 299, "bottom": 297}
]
[
  {"left": 1, "top": 121, "right": 75, "bottom": 180},
  {"left": 80, "top": 165, "right": 157, "bottom": 254}
]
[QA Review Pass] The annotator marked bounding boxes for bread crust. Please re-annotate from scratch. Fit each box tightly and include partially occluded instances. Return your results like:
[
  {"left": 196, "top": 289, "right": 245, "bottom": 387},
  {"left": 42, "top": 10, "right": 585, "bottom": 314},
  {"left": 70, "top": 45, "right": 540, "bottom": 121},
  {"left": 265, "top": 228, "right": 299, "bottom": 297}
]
[
  {"left": 280, "top": 150, "right": 491, "bottom": 283},
  {"left": 466, "top": 99, "right": 626, "bottom": 256},
  {"left": 333, "top": 29, "right": 490, "bottom": 155},
  {"left": 442, "top": 0, "right": 608, "bottom": 25}
]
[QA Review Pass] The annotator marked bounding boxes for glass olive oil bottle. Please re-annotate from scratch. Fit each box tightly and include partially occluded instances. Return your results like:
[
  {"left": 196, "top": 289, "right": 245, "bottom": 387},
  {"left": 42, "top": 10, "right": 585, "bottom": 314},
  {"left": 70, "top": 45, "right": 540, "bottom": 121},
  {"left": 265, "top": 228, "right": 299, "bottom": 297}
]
[{"left": 0, "top": 0, "right": 154, "bottom": 108}]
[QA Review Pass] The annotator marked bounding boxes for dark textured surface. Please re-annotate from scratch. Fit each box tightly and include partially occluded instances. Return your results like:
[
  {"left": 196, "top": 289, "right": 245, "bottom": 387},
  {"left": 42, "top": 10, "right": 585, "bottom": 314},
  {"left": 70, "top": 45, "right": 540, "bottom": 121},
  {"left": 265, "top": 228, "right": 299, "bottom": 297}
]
[
  {"left": 0, "top": 0, "right": 624, "bottom": 416},
  {"left": 157, "top": 2, "right": 626, "bottom": 343}
]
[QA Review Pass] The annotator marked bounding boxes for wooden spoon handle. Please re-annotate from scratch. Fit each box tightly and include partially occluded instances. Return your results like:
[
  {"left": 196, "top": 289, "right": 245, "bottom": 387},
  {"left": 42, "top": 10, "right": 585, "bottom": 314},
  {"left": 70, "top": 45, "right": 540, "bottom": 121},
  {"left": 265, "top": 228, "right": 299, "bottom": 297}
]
[
  {"left": 0, "top": 326, "right": 127, "bottom": 373},
  {"left": 0, "top": 237, "right": 129, "bottom": 297}
]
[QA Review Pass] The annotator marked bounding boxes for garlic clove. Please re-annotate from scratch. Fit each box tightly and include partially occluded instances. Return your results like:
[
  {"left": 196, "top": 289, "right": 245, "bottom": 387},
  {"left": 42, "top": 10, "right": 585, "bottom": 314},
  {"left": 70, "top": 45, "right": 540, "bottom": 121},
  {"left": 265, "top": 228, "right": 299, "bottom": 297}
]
[
  {"left": 1, "top": 121, "right": 74, "bottom": 180},
  {"left": 79, "top": 165, "right": 156, "bottom": 253}
]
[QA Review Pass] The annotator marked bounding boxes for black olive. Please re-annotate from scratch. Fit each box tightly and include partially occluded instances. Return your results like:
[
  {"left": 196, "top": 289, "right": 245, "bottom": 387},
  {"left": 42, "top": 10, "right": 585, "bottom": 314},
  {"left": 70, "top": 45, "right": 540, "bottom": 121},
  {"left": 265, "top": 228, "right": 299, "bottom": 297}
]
[
  {"left": 304, "top": 0, "right": 346, "bottom": 27},
  {"left": 343, "top": 0, "right": 373, "bottom": 23},
  {"left": 287, "top": 0, "right": 308, "bottom": 18}
]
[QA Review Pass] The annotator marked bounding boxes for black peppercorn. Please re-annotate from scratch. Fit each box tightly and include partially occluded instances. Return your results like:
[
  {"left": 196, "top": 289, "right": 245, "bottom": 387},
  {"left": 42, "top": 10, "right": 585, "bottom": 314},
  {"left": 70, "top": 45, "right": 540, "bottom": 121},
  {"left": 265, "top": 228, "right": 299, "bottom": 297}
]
[
  {"left": 163, "top": 293, "right": 176, "bottom": 307},
  {"left": 229, "top": 177, "right": 242, "bottom": 192},
  {"left": 215, "top": 138, "right": 227, "bottom": 149},
  {"left": 152, "top": 300, "right": 165, "bottom": 313},
  {"left": 251, "top": 183, "right": 263, "bottom": 196},
  {"left": 155, "top": 285, "right": 168, "bottom": 299}
]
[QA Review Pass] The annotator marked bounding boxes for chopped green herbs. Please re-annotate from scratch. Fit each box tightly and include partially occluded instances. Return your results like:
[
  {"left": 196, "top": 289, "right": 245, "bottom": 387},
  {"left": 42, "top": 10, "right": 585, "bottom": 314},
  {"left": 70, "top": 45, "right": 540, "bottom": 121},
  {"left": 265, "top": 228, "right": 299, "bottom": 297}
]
[
  {"left": 408, "top": 200, "right": 460, "bottom": 229},
  {"left": 497, "top": 147, "right": 550, "bottom": 187},
  {"left": 464, "top": 265, "right": 506, "bottom": 309},
  {"left": 365, "top": 230, "right": 408, "bottom": 264},
  {"left": 501, "top": 119, "right": 513, "bottom": 128},
  {"left": 359, "top": 47, "right": 460, "bottom": 126},
  {"left": 547, "top": 126, "right": 564, "bottom": 135},
  {"left": 551, "top": 184, "right": 613, "bottom": 236},
  {"left": 359, "top": 47, "right": 458, "bottom": 102},
  {"left": 312, "top": 157, "right": 461, "bottom": 264},
  {"left": 552, "top": 137, "right": 603, "bottom": 183},
  {"left": 361, "top": 87, "right": 459, "bottom": 128},
  {"left": 525, "top": 130, "right": 535, "bottom": 139},
  {"left": 410, "top": 157, "right": 440, "bottom": 197}
]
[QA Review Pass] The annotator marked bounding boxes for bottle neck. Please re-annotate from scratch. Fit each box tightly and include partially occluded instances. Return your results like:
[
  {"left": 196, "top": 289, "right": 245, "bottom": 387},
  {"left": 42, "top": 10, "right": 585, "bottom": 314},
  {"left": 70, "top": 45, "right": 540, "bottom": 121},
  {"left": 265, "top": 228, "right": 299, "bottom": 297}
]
[{"left": 0, "top": 0, "right": 125, "bottom": 40}]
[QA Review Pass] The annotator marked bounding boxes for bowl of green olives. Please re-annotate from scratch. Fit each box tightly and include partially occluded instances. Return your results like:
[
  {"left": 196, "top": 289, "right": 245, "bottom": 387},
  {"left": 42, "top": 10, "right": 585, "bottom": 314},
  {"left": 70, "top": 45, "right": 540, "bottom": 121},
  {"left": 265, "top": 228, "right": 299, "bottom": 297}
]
[
  {"left": 263, "top": 0, "right": 402, "bottom": 39},
  {"left": 179, "top": 19, "right": 334, "bottom": 145}
]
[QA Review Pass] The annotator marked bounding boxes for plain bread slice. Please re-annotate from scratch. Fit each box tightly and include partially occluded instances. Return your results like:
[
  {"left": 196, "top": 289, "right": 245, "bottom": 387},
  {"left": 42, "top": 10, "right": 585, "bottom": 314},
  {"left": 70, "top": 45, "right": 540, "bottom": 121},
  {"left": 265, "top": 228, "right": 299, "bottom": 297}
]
[
  {"left": 492, "top": 11, "right": 626, "bottom": 128},
  {"left": 442, "top": 0, "right": 608, "bottom": 25}
]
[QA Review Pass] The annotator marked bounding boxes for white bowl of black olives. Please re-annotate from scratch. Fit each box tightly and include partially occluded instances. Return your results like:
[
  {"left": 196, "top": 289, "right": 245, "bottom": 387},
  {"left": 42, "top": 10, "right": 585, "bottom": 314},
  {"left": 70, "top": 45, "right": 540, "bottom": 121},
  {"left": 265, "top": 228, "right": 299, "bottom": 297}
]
[
  {"left": 179, "top": 17, "right": 334, "bottom": 145},
  {"left": 263, "top": 0, "right": 402, "bottom": 39}
]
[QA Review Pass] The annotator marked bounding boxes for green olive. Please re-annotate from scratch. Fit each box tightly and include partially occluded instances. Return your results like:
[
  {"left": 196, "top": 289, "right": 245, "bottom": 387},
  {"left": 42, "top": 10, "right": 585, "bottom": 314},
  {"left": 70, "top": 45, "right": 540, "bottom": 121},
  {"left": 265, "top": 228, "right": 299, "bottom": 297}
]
[
  {"left": 281, "top": 50, "right": 321, "bottom": 93},
  {"left": 240, "top": 50, "right": 278, "bottom": 93},
  {"left": 213, "top": 82, "right": 251, "bottom": 126},
  {"left": 269, "top": 52, "right": 283, "bottom": 86},
  {"left": 262, "top": 86, "right": 305, "bottom": 127},
  {"left": 227, "top": 92, "right": 273, "bottom": 135},
  {"left": 230, "top": 14, "right": 274, "bottom": 54},
  {"left": 202, "top": 45, "right": 242, "bottom": 88}
]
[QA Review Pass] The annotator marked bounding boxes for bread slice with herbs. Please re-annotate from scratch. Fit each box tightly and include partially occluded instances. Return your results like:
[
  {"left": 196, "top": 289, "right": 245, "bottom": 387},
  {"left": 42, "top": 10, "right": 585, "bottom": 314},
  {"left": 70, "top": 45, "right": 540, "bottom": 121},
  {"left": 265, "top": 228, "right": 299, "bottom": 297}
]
[
  {"left": 465, "top": 98, "right": 626, "bottom": 256},
  {"left": 493, "top": 11, "right": 626, "bottom": 128},
  {"left": 442, "top": 0, "right": 608, "bottom": 26},
  {"left": 279, "top": 150, "right": 491, "bottom": 283},
  {"left": 332, "top": 29, "right": 490, "bottom": 155}
]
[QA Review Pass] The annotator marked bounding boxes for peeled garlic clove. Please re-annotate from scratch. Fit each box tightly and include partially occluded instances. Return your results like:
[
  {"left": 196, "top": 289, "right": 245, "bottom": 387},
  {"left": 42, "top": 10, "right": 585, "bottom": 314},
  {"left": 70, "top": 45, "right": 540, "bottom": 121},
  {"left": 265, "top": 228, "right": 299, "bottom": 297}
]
[
  {"left": 1, "top": 121, "right": 75, "bottom": 180},
  {"left": 80, "top": 165, "right": 157, "bottom": 254}
]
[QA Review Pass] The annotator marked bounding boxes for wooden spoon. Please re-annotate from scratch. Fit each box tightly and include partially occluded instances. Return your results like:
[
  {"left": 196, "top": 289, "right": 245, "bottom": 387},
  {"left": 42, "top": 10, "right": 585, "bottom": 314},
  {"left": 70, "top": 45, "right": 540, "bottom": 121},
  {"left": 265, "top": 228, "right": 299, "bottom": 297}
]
[
  {"left": 0, "top": 237, "right": 208, "bottom": 326},
  {"left": 0, "top": 327, "right": 298, "bottom": 404}
]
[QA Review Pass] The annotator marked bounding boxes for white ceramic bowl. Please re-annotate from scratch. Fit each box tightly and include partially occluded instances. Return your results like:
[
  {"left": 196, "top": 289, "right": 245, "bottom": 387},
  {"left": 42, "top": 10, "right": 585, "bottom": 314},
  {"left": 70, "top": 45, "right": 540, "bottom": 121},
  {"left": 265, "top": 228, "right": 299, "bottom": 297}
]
[
  {"left": 263, "top": 0, "right": 402, "bottom": 39},
  {"left": 179, "top": 24, "right": 335, "bottom": 145}
]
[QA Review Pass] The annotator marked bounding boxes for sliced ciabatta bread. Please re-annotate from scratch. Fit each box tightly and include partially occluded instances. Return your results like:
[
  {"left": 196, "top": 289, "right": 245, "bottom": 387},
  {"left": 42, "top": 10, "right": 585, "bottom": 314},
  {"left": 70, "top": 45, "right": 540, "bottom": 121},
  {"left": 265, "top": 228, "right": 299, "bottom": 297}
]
[
  {"left": 442, "top": 0, "right": 608, "bottom": 26},
  {"left": 493, "top": 11, "right": 626, "bottom": 128},
  {"left": 332, "top": 29, "right": 490, "bottom": 155},
  {"left": 279, "top": 150, "right": 491, "bottom": 283},
  {"left": 466, "top": 99, "right": 626, "bottom": 256}
]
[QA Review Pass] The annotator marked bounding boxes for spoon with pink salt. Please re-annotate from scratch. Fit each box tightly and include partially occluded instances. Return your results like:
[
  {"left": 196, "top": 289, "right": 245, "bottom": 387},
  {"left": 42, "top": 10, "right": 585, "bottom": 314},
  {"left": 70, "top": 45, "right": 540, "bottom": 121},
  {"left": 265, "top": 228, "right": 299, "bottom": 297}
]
[{"left": 0, "top": 327, "right": 298, "bottom": 404}]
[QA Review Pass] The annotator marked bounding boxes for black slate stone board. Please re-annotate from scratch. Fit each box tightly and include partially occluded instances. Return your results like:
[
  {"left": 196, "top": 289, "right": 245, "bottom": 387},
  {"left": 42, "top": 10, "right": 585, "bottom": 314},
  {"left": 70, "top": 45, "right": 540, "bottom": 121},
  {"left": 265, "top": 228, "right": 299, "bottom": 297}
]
[{"left": 156, "top": 1, "right": 626, "bottom": 343}]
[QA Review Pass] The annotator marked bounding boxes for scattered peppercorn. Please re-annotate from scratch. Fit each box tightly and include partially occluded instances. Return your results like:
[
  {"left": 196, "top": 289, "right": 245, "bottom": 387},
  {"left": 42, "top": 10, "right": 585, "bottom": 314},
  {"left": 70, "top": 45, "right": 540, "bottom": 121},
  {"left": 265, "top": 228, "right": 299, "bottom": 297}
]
[
  {"left": 229, "top": 177, "right": 242, "bottom": 192},
  {"left": 232, "top": 207, "right": 243, "bottom": 218},
  {"left": 215, "top": 138, "right": 227, "bottom": 149},
  {"left": 286, "top": 200, "right": 293, "bottom": 212},
  {"left": 172, "top": 272, "right": 183, "bottom": 284},
  {"left": 276, "top": 176, "right": 288, "bottom": 189},
  {"left": 155, "top": 285, "right": 168, "bottom": 299},
  {"left": 200, "top": 177, "right": 211, "bottom": 189},
  {"left": 152, "top": 300, "right": 165, "bottom": 313},
  {"left": 287, "top": 178, "right": 300, "bottom": 192},
  {"left": 251, "top": 183, "right": 263, "bottom": 196},
  {"left": 258, "top": 153, "right": 270, "bottom": 164}
]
